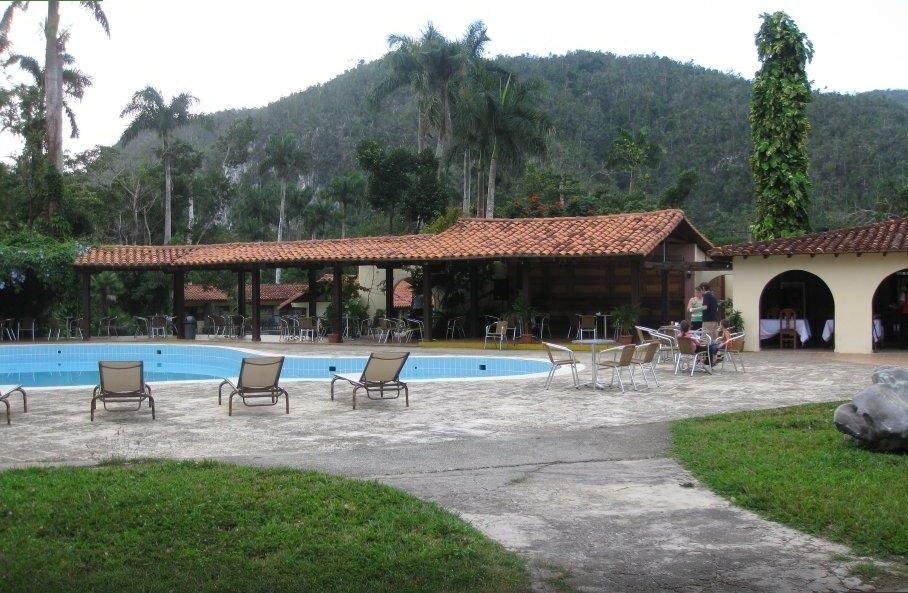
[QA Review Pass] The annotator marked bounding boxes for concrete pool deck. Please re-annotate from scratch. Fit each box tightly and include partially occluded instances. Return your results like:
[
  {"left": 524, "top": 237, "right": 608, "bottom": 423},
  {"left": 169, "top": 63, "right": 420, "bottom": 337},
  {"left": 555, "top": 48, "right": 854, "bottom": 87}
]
[{"left": 2, "top": 341, "right": 905, "bottom": 592}]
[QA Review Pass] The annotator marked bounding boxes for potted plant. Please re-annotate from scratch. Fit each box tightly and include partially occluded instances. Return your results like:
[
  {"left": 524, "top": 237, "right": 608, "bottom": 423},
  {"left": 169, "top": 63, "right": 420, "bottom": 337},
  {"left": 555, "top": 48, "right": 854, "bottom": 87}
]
[
  {"left": 719, "top": 298, "right": 745, "bottom": 343},
  {"left": 610, "top": 304, "right": 640, "bottom": 345},
  {"left": 510, "top": 298, "right": 539, "bottom": 344}
]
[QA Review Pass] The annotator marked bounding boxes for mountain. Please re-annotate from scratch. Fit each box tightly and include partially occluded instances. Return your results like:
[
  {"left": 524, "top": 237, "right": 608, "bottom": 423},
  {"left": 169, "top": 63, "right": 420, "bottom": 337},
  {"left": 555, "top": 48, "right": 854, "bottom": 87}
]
[{"left": 119, "top": 51, "right": 908, "bottom": 242}]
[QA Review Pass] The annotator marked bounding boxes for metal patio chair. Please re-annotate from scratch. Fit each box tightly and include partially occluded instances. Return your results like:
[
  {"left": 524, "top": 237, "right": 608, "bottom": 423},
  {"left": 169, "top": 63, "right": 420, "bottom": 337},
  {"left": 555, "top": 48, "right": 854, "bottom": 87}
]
[
  {"left": 542, "top": 342, "right": 580, "bottom": 389},
  {"left": 596, "top": 344, "right": 638, "bottom": 392}
]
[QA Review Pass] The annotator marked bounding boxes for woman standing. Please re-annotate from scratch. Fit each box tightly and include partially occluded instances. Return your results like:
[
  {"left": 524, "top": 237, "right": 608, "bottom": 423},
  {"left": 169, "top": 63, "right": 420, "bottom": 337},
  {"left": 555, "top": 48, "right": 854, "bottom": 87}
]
[{"left": 688, "top": 288, "right": 704, "bottom": 330}]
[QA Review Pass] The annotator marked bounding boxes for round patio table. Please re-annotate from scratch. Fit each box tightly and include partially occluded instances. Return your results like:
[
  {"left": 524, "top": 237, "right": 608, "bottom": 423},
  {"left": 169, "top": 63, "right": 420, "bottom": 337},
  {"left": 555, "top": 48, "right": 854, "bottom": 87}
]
[{"left": 572, "top": 338, "right": 617, "bottom": 389}]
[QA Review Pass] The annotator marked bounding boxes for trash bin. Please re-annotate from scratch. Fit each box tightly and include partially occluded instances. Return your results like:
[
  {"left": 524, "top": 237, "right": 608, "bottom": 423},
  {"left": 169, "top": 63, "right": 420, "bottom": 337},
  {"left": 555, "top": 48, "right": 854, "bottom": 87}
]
[{"left": 184, "top": 315, "right": 196, "bottom": 340}]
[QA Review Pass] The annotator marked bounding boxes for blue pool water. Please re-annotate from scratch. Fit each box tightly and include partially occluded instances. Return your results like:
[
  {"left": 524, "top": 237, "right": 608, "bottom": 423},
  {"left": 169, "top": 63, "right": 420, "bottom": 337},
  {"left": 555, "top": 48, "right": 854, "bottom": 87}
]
[{"left": 0, "top": 344, "right": 550, "bottom": 388}]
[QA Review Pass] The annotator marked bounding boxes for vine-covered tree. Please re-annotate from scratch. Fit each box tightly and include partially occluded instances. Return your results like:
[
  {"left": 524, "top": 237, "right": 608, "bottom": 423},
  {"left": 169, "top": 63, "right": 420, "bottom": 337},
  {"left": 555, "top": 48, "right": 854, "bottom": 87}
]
[
  {"left": 119, "top": 87, "right": 199, "bottom": 244},
  {"left": 749, "top": 11, "right": 814, "bottom": 240}
]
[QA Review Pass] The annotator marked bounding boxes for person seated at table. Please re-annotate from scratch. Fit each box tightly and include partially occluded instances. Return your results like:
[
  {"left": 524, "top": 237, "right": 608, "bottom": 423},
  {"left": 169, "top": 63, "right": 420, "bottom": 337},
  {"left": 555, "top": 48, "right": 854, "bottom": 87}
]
[
  {"left": 678, "top": 320, "right": 707, "bottom": 354},
  {"left": 708, "top": 319, "right": 733, "bottom": 361}
]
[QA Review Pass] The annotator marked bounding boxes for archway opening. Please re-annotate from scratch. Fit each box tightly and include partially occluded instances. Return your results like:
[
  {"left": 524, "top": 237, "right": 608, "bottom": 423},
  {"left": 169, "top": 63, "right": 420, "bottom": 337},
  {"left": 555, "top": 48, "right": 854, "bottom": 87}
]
[
  {"left": 758, "top": 270, "right": 834, "bottom": 349},
  {"left": 871, "top": 269, "right": 908, "bottom": 350}
]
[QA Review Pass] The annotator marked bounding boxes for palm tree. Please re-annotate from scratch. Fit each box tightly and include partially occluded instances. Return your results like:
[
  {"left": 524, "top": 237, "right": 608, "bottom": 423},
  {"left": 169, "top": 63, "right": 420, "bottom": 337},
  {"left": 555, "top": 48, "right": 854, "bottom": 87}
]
[
  {"left": 303, "top": 194, "right": 337, "bottom": 240},
  {"left": 459, "top": 72, "right": 547, "bottom": 218},
  {"left": 5, "top": 37, "right": 93, "bottom": 140},
  {"left": 324, "top": 171, "right": 366, "bottom": 238},
  {"left": 0, "top": 1, "right": 109, "bottom": 172},
  {"left": 371, "top": 21, "right": 489, "bottom": 161},
  {"left": 119, "top": 86, "right": 198, "bottom": 244},
  {"left": 259, "top": 133, "right": 308, "bottom": 283}
]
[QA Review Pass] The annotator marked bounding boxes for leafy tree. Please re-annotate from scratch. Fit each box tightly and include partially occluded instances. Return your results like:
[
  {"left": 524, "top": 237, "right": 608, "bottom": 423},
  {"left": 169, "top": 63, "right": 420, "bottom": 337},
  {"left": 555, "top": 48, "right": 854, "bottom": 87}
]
[
  {"left": 356, "top": 139, "right": 412, "bottom": 233},
  {"left": 605, "top": 129, "right": 663, "bottom": 195},
  {"left": 303, "top": 194, "right": 336, "bottom": 239},
  {"left": 749, "top": 11, "right": 814, "bottom": 240},
  {"left": 119, "top": 87, "right": 199, "bottom": 244},
  {"left": 324, "top": 171, "right": 366, "bottom": 238},
  {"left": 259, "top": 133, "right": 308, "bottom": 282},
  {"left": 660, "top": 169, "right": 699, "bottom": 209}
]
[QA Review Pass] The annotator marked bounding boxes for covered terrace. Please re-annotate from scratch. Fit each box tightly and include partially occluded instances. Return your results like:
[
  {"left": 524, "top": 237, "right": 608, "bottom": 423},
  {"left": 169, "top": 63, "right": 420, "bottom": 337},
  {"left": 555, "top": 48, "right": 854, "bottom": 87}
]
[{"left": 73, "top": 209, "right": 725, "bottom": 342}]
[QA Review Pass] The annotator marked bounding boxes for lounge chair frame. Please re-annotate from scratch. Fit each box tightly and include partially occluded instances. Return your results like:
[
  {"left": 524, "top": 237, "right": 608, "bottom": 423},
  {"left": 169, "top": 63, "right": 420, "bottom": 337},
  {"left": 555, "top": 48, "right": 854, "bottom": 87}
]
[
  {"left": 218, "top": 356, "right": 289, "bottom": 416},
  {"left": 330, "top": 352, "right": 410, "bottom": 410},
  {"left": 91, "top": 361, "right": 155, "bottom": 421},
  {"left": 1, "top": 385, "right": 27, "bottom": 425}
]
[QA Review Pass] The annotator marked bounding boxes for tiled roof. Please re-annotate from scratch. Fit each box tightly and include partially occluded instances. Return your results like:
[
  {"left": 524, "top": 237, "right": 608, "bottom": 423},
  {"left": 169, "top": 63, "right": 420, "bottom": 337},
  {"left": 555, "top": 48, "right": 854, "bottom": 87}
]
[
  {"left": 76, "top": 210, "right": 711, "bottom": 269},
  {"left": 393, "top": 280, "right": 413, "bottom": 309},
  {"left": 710, "top": 218, "right": 908, "bottom": 257},
  {"left": 184, "top": 283, "right": 307, "bottom": 304}
]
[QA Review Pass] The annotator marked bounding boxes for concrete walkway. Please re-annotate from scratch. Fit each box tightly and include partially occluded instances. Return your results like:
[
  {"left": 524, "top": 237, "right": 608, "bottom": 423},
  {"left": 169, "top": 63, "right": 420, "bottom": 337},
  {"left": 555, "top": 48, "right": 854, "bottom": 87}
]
[{"left": 1, "top": 342, "right": 902, "bottom": 592}]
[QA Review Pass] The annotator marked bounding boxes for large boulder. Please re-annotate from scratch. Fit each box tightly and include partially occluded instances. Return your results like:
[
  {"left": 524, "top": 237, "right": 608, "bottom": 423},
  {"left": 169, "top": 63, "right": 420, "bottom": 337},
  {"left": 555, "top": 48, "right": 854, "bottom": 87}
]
[{"left": 834, "top": 367, "right": 908, "bottom": 452}]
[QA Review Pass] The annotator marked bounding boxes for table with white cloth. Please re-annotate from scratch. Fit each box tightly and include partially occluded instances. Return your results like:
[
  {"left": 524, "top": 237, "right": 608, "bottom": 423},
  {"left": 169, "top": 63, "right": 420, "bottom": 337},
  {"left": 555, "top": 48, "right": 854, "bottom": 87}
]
[
  {"left": 822, "top": 319, "right": 883, "bottom": 343},
  {"left": 759, "top": 319, "right": 811, "bottom": 344}
]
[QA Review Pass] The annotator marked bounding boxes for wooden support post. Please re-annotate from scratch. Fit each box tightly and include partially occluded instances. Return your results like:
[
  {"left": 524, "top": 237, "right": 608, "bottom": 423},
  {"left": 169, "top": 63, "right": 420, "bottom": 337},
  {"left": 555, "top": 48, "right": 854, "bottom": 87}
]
[
  {"left": 521, "top": 259, "right": 531, "bottom": 304},
  {"left": 173, "top": 270, "right": 185, "bottom": 339},
  {"left": 630, "top": 259, "right": 642, "bottom": 310},
  {"left": 307, "top": 268, "right": 318, "bottom": 318},
  {"left": 469, "top": 263, "right": 479, "bottom": 338},
  {"left": 660, "top": 269, "right": 669, "bottom": 325},
  {"left": 332, "top": 265, "right": 343, "bottom": 343},
  {"left": 423, "top": 264, "right": 433, "bottom": 341},
  {"left": 236, "top": 271, "right": 246, "bottom": 317},
  {"left": 251, "top": 269, "right": 261, "bottom": 342},
  {"left": 385, "top": 267, "right": 394, "bottom": 318},
  {"left": 80, "top": 271, "right": 91, "bottom": 341}
]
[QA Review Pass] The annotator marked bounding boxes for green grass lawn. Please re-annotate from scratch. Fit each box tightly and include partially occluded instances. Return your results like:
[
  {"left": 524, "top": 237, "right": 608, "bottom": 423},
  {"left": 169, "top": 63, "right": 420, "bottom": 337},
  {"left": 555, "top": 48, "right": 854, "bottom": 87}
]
[
  {"left": 673, "top": 402, "right": 908, "bottom": 558},
  {"left": 0, "top": 460, "right": 529, "bottom": 593}
]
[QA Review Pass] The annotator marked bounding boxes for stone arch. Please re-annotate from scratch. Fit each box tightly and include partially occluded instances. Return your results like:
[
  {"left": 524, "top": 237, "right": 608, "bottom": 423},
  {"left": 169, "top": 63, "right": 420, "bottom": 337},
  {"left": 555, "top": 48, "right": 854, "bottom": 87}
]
[{"left": 758, "top": 270, "right": 835, "bottom": 349}]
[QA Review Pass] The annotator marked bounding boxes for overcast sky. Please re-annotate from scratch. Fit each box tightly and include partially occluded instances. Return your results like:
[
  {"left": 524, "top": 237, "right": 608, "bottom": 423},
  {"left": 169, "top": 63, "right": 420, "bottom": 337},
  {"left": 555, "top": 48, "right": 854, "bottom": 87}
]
[{"left": 0, "top": 0, "right": 905, "bottom": 160}]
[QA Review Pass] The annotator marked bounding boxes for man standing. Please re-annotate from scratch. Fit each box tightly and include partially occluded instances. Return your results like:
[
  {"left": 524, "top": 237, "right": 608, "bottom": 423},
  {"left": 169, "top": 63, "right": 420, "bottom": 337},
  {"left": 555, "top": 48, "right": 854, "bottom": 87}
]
[{"left": 700, "top": 282, "right": 719, "bottom": 338}]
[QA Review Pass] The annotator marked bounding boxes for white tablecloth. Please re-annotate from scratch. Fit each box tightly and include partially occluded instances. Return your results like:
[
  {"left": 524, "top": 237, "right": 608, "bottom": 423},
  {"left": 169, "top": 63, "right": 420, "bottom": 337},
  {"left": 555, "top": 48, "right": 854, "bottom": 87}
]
[
  {"left": 822, "top": 319, "right": 883, "bottom": 343},
  {"left": 759, "top": 319, "right": 811, "bottom": 343}
]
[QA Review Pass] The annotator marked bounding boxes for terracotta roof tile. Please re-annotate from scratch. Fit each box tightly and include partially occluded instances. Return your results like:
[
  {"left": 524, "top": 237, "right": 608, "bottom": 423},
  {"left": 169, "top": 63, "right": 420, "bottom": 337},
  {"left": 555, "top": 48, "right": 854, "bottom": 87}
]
[
  {"left": 393, "top": 280, "right": 413, "bottom": 309},
  {"left": 710, "top": 218, "right": 908, "bottom": 257},
  {"left": 76, "top": 210, "right": 712, "bottom": 269}
]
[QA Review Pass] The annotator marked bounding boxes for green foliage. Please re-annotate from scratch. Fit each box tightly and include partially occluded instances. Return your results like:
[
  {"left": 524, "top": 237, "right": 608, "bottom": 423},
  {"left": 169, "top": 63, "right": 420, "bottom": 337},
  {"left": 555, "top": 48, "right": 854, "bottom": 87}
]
[
  {"left": 673, "top": 403, "right": 908, "bottom": 557},
  {"left": 0, "top": 231, "right": 79, "bottom": 318},
  {"left": 509, "top": 297, "right": 539, "bottom": 332},
  {"left": 422, "top": 208, "right": 461, "bottom": 234},
  {"left": 718, "top": 297, "right": 744, "bottom": 332},
  {"left": 749, "top": 12, "right": 815, "bottom": 240},
  {"left": 0, "top": 460, "right": 530, "bottom": 593},
  {"left": 610, "top": 304, "right": 640, "bottom": 335},
  {"left": 660, "top": 169, "right": 699, "bottom": 209}
]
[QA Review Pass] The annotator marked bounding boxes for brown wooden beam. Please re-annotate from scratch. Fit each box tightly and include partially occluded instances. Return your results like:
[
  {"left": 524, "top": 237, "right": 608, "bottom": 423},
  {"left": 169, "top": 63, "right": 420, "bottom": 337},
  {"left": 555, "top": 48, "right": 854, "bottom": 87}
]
[
  {"left": 332, "top": 265, "right": 343, "bottom": 343},
  {"left": 469, "top": 263, "right": 479, "bottom": 338},
  {"left": 236, "top": 271, "right": 246, "bottom": 317},
  {"left": 385, "top": 267, "right": 394, "bottom": 317},
  {"left": 660, "top": 269, "right": 669, "bottom": 325},
  {"left": 643, "top": 260, "right": 732, "bottom": 271},
  {"left": 423, "top": 265, "right": 433, "bottom": 340},
  {"left": 80, "top": 271, "right": 91, "bottom": 341},
  {"left": 307, "top": 268, "right": 318, "bottom": 317},
  {"left": 630, "top": 260, "right": 642, "bottom": 310},
  {"left": 173, "top": 270, "right": 186, "bottom": 339},
  {"left": 251, "top": 269, "right": 261, "bottom": 341}
]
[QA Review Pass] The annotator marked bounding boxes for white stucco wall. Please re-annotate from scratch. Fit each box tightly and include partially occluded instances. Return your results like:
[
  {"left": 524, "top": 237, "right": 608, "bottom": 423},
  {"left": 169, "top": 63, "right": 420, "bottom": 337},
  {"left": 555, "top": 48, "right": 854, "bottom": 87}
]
[
  {"left": 731, "top": 253, "right": 908, "bottom": 354},
  {"left": 357, "top": 265, "right": 411, "bottom": 316}
]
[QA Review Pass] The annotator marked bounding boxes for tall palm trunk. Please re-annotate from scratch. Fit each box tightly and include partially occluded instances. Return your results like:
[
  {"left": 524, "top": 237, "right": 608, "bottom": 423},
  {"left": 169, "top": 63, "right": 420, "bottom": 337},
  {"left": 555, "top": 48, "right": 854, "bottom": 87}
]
[
  {"left": 43, "top": 0, "right": 63, "bottom": 220},
  {"left": 187, "top": 192, "right": 194, "bottom": 245},
  {"left": 417, "top": 109, "right": 426, "bottom": 152},
  {"left": 163, "top": 152, "right": 173, "bottom": 244},
  {"left": 476, "top": 149, "right": 484, "bottom": 218},
  {"left": 341, "top": 201, "right": 347, "bottom": 239},
  {"left": 462, "top": 150, "right": 470, "bottom": 215},
  {"left": 435, "top": 91, "right": 452, "bottom": 160},
  {"left": 486, "top": 144, "right": 498, "bottom": 219},
  {"left": 275, "top": 179, "right": 287, "bottom": 284}
]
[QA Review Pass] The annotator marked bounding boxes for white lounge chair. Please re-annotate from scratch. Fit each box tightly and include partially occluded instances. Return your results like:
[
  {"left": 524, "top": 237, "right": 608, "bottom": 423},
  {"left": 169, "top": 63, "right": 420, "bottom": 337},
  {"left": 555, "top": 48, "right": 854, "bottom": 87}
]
[
  {"left": 218, "top": 356, "right": 289, "bottom": 416},
  {"left": 330, "top": 352, "right": 410, "bottom": 410},
  {"left": 91, "top": 361, "right": 154, "bottom": 421}
]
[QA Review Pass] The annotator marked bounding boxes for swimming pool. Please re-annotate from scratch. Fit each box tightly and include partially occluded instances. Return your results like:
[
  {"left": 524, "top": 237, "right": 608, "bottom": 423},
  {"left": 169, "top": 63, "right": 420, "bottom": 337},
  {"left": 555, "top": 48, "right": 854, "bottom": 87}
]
[{"left": 0, "top": 344, "right": 552, "bottom": 388}]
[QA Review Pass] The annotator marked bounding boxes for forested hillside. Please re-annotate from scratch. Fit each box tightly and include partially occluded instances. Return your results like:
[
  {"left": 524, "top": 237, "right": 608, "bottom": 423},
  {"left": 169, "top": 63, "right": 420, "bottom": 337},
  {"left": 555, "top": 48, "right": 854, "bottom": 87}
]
[{"left": 112, "top": 50, "right": 907, "bottom": 242}]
